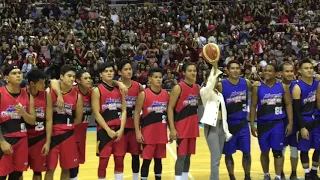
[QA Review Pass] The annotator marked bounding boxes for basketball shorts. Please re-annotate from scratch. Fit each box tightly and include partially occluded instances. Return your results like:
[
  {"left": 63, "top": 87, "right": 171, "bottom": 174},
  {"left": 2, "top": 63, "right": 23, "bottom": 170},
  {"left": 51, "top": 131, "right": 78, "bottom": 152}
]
[
  {"left": 176, "top": 138, "right": 196, "bottom": 156},
  {"left": 223, "top": 125, "right": 250, "bottom": 155},
  {"left": 96, "top": 128, "right": 126, "bottom": 158},
  {"left": 297, "top": 119, "right": 320, "bottom": 151},
  {"left": 141, "top": 144, "right": 166, "bottom": 160},
  {"left": 74, "top": 123, "right": 88, "bottom": 164},
  {"left": 0, "top": 137, "right": 28, "bottom": 176},
  {"left": 28, "top": 133, "right": 47, "bottom": 172},
  {"left": 46, "top": 130, "right": 79, "bottom": 170},
  {"left": 124, "top": 128, "right": 140, "bottom": 155},
  {"left": 257, "top": 120, "right": 285, "bottom": 152}
]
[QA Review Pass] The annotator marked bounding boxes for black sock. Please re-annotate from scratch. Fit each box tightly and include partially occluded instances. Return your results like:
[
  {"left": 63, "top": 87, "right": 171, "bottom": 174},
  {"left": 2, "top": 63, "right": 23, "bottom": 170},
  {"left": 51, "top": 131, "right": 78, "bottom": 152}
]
[{"left": 245, "top": 173, "right": 250, "bottom": 178}]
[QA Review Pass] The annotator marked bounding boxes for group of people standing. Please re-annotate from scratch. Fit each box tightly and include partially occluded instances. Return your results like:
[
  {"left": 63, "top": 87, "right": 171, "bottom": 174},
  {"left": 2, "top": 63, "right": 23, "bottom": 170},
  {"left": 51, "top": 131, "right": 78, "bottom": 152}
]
[{"left": 0, "top": 57, "right": 320, "bottom": 180}]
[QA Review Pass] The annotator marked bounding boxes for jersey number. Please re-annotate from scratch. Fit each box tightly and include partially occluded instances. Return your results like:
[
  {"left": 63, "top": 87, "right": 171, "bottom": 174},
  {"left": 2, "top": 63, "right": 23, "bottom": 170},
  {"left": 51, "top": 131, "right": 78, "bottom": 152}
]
[
  {"left": 275, "top": 107, "right": 283, "bottom": 115},
  {"left": 118, "top": 112, "right": 122, "bottom": 119},
  {"left": 67, "top": 118, "right": 72, "bottom": 127},
  {"left": 242, "top": 104, "right": 247, "bottom": 112},
  {"left": 21, "top": 123, "right": 27, "bottom": 132},
  {"left": 35, "top": 122, "right": 44, "bottom": 131},
  {"left": 162, "top": 115, "right": 167, "bottom": 123},
  {"left": 132, "top": 110, "right": 135, "bottom": 118},
  {"left": 83, "top": 115, "right": 90, "bottom": 123}
]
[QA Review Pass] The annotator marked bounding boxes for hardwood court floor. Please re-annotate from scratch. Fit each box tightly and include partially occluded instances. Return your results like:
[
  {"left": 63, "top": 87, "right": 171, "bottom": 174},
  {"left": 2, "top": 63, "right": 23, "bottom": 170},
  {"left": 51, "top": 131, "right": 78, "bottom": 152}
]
[{"left": 23, "top": 126, "right": 307, "bottom": 180}]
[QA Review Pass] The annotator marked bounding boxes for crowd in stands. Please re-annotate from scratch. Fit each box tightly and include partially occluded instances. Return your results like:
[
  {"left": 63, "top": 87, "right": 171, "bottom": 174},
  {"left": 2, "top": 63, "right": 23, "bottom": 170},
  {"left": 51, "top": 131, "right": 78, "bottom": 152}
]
[{"left": 0, "top": 0, "right": 319, "bottom": 89}]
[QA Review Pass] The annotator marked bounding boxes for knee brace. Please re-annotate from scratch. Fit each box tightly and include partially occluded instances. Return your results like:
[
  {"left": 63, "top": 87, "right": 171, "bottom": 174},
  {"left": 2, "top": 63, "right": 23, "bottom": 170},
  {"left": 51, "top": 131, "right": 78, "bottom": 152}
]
[
  {"left": 242, "top": 153, "right": 251, "bottom": 165},
  {"left": 289, "top": 146, "right": 298, "bottom": 158},
  {"left": 69, "top": 167, "right": 79, "bottom": 178},
  {"left": 114, "top": 156, "right": 124, "bottom": 172},
  {"left": 300, "top": 151, "right": 309, "bottom": 164},
  {"left": 33, "top": 171, "right": 42, "bottom": 177},
  {"left": 98, "top": 157, "right": 109, "bottom": 178},
  {"left": 272, "top": 150, "right": 283, "bottom": 159},
  {"left": 8, "top": 171, "right": 22, "bottom": 180},
  {"left": 225, "top": 155, "right": 234, "bottom": 167}
]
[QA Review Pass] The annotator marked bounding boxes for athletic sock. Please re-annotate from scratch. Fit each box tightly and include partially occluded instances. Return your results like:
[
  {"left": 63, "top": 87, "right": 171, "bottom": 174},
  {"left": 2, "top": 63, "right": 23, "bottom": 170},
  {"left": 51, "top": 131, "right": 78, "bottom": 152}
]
[
  {"left": 70, "top": 177, "right": 78, "bottom": 180},
  {"left": 181, "top": 172, "right": 188, "bottom": 180},
  {"left": 115, "top": 173, "right": 123, "bottom": 180},
  {"left": 175, "top": 175, "right": 181, "bottom": 180},
  {"left": 133, "top": 173, "right": 139, "bottom": 180}
]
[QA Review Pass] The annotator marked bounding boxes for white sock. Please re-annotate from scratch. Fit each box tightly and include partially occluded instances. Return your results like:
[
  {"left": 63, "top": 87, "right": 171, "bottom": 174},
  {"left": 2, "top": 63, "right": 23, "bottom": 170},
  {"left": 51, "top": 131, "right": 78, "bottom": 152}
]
[
  {"left": 98, "top": 178, "right": 106, "bottom": 180},
  {"left": 264, "top": 173, "right": 270, "bottom": 176},
  {"left": 304, "top": 168, "right": 310, "bottom": 173},
  {"left": 275, "top": 175, "right": 281, "bottom": 179},
  {"left": 115, "top": 173, "right": 123, "bottom": 180},
  {"left": 141, "top": 177, "right": 148, "bottom": 180},
  {"left": 175, "top": 175, "right": 182, "bottom": 180},
  {"left": 182, "top": 172, "right": 188, "bottom": 180},
  {"left": 312, "top": 166, "right": 318, "bottom": 170},
  {"left": 133, "top": 173, "right": 139, "bottom": 180},
  {"left": 70, "top": 177, "right": 78, "bottom": 180}
]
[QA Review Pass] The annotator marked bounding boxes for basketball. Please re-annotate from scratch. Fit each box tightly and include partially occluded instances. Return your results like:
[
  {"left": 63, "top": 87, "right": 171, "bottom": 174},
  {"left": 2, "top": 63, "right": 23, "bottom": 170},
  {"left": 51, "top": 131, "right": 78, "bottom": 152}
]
[{"left": 202, "top": 43, "right": 221, "bottom": 64}]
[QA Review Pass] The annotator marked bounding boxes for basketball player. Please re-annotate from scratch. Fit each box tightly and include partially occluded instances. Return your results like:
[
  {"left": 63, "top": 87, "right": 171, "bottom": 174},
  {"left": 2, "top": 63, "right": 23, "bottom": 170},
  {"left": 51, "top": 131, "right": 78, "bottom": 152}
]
[
  {"left": 167, "top": 62, "right": 199, "bottom": 180},
  {"left": 118, "top": 60, "right": 144, "bottom": 180},
  {"left": 25, "top": 69, "right": 53, "bottom": 180},
  {"left": 0, "top": 65, "right": 36, "bottom": 180},
  {"left": 92, "top": 62, "right": 127, "bottom": 180},
  {"left": 216, "top": 60, "right": 252, "bottom": 180},
  {"left": 134, "top": 67, "right": 169, "bottom": 180},
  {"left": 292, "top": 59, "right": 320, "bottom": 180},
  {"left": 250, "top": 64, "right": 293, "bottom": 180},
  {"left": 45, "top": 65, "right": 83, "bottom": 180},
  {"left": 50, "top": 69, "right": 92, "bottom": 180},
  {"left": 279, "top": 62, "right": 298, "bottom": 180}
]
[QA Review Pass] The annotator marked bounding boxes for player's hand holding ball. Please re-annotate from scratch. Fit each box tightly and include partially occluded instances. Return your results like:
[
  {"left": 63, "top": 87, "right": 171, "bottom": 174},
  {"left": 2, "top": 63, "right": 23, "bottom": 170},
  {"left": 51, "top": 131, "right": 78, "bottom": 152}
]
[{"left": 202, "top": 43, "right": 220, "bottom": 66}]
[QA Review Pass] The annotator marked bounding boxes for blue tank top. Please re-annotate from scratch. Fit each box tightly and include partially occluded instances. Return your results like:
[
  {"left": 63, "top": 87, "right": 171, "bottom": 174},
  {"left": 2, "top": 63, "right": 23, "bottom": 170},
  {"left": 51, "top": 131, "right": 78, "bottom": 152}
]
[
  {"left": 257, "top": 82, "right": 286, "bottom": 123},
  {"left": 289, "top": 80, "right": 297, "bottom": 95},
  {"left": 221, "top": 78, "right": 248, "bottom": 123},
  {"left": 297, "top": 79, "right": 318, "bottom": 120}
]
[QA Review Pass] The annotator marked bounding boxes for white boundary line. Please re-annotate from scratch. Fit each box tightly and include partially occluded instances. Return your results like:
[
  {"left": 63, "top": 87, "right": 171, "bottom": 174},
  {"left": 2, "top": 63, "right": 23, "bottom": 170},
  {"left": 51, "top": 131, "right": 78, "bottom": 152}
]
[{"left": 166, "top": 144, "right": 196, "bottom": 180}]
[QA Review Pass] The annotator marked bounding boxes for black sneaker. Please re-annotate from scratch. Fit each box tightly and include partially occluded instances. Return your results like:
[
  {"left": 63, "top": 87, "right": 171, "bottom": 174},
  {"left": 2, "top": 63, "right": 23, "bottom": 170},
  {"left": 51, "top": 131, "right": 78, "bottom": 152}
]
[
  {"left": 289, "top": 171, "right": 298, "bottom": 180},
  {"left": 306, "top": 173, "right": 313, "bottom": 180},
  {"left": 264, "top": 174, "right": 271, "bottom": 180},
  {"left": 244, "top": 176, "right": 251, "bottom": 180}
]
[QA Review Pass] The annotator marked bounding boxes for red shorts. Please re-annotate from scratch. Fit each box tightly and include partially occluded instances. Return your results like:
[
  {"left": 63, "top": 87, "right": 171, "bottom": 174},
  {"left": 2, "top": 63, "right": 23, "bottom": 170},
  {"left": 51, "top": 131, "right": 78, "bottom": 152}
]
[
  {"left": 0, "top": 137, "right": 28, "bottom": 176},
  {"left": 141, "top": 144, "right": 166, "bottom": 160},
  {"left": 46, "top": 131, "right": 79, "bottom": 170},
  {"left": 28, "top": 135, "right": 47, "bottom": 172},
  {"left": 124, "top": 129, "right": 140, "bottom": 155},
  {"left": 97, "top": 129, "right": 126, "bottom": 158},
  {"left": 74, "top": 123, "right": 88, "bottom": 164},
  {"left": 177, "top": 138, "right": 196, "bottom": 156}
]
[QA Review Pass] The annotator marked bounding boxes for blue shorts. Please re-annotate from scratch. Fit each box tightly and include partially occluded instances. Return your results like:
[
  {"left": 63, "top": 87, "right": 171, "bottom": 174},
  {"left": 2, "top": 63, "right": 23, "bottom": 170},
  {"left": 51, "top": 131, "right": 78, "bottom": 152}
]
[
  {"left": 297, "top": 124, "right": 320, "bottom": 151},
  {"left": 223, "top": 125, "right": 250, "bottom": 155},
  {"left": 257, "top": 121, "right": 285, "bottom": 152}
]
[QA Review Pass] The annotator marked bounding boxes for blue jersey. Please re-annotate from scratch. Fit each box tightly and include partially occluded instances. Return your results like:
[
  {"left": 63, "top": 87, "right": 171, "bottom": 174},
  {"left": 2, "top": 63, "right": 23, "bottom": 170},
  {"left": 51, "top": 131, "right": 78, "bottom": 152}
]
[
  {"left": 221, "top": 78, "right": 248, "bottom": 123},
  {"left": 289, "top": 80, "right": 297, "bottom": 95},
  {"left": 257, "top": 82, "right": 286, "bottom": 123},
  {"left": 296, "top": 79, "right": 318, "bottom": 120}
]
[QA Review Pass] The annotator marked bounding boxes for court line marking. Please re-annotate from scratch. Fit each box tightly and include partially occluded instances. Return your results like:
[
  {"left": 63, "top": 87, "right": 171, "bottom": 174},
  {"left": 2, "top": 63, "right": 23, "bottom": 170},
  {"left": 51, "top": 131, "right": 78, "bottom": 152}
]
[{"left": 166, "top": 144, "right": 196, "bottom": 180}]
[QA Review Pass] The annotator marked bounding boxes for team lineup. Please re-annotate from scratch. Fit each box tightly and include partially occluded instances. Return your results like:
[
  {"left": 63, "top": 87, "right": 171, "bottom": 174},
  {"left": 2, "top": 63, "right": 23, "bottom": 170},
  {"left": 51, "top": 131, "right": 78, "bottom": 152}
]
[{"left": 0, "top": 59, "right": 320, "bottom": 180}]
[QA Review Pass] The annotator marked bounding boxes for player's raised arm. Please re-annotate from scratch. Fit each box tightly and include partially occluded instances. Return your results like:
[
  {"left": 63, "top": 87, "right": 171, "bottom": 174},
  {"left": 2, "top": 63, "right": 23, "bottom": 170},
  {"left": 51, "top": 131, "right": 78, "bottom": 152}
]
[
  {"left": 134, "top": 91, "right": 145, "bottom": 143},
  {"left": 75, "top": 93, "right": 83, "bottom": 125},
  {"left": 167, "top": 84, "right": 181, "bottom": 142},
  {"left": 249, "top": 86, "right": 258, "bottom": 137}
]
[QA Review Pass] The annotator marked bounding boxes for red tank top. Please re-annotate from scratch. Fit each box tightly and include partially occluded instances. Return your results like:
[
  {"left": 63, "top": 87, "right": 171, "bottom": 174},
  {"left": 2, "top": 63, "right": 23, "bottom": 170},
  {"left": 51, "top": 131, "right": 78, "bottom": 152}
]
[
  {"left": 141, "top": 88, "right": 169, "bottom": 144},
  {"left": 125, "top": 81, "right": 140, "bottom": 129},
  {"left": 0, "top": 86, "right": 30, "bottom": 137},
  {"left": 174, "top": 82, "right": 200, "bottom": 138},
  {"left": 51, "top": 87, "right": 78, "bottom": 133},
  {"left": 98, "top": 84, "right": 122, "bottom": 129},
  {"left": 74, "top": 86, "right": 92, "bottom": 124},
  {"left": 26, "top": 89, "right": 47, "bottom": 137}
]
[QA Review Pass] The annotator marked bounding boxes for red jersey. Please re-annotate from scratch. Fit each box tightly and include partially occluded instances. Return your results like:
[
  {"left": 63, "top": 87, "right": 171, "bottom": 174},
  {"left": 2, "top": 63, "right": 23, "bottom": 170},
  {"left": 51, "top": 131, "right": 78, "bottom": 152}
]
[
  {"left": 125, "top": 81, "right": 140, "bottom": 129},
  {"left": 74, "top": 86, "right": 92, "bottom": 124},
  {"left": 0, "top": 86, "right": 30, "bottom": 137},
  {"left": 174, "top": 82, "right": 199, "bottom": 138},
  {"left": 141, "top": 88, "right": 169, "bottom": 144},
  {"left": 51, "top": 88, "right": 78, "bottom": 134},
  {"left": 98, "top": 84, "right": 122, "bottom": 130},
  {"left": 26, "top": 89, "right": 47, "bottom": 138}
]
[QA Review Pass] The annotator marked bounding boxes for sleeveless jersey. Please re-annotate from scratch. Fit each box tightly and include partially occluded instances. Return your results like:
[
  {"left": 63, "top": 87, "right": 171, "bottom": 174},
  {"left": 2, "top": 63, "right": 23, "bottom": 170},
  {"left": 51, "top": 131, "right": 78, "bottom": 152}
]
[
  {"left": 174, "top": 82, "right": 199, "bottom": 138},
  {"left": 296, "top": 79, "right": 317, "bottom": 120},
  {"left": 0, "top": 86, "right": 30, "bottom": 137},
  {"left": 257, "top": 82, "right": 286, "bottom": 123},
  {"left": 98, "top": 84, "right": 122, "bottom": 129},
  {"left": 125, "top": 81, "right": 140, "bottom": 129},
  {"left": 26, "top": 89, "right": 47, "bottom": 137},
  {"left": 221, "top": 78, "right": 248, "bottom": 123},
  {"left": 141, "top": 88, "right": 169, "bottom": 144},
  {"left": 74, "top": 86, "right": 92, "bottom": 124},
  {"left": 289, "top": 80, "right": 297, "bottom": 95},
  {"left": 51, "top": 88, "right": 78, "bottom": 133}
]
